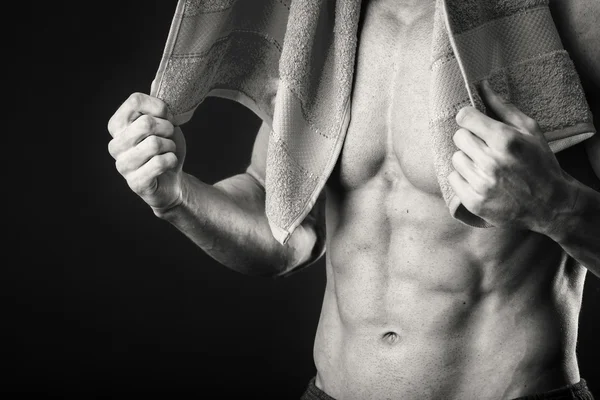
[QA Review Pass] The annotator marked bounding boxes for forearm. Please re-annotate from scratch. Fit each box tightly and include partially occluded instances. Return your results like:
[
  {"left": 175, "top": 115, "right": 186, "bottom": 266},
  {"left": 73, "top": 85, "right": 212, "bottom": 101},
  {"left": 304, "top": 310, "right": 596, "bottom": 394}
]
[
  {"left": 156, "top": 172, "right": 317, "bottom": 277},
  {"left": 546, "top": 177, "right": 600, "bottom": 275}
]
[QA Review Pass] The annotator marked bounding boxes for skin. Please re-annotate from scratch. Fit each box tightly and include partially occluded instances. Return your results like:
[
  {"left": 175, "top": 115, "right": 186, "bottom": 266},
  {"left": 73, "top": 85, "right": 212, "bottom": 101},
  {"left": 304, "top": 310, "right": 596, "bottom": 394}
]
[{"left": 107, "top": 0, "right": 599, "bottom": 398}]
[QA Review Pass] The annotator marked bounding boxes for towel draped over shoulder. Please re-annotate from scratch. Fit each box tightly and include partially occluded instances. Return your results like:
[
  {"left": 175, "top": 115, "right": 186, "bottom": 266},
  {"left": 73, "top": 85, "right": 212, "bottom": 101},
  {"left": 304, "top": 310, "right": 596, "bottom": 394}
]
[{"left": 151, "top": 0, "right": 595, "bottom": 245}]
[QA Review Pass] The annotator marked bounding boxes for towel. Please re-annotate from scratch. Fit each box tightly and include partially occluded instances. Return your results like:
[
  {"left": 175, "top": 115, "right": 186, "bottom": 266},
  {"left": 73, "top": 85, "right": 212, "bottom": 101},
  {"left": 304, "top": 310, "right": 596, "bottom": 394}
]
[
  {"left": 150, "top": 0, "right": 595, "bottom": 244},
  {"left": 430, "top": 0, "right": 595, "bottom": 227}
]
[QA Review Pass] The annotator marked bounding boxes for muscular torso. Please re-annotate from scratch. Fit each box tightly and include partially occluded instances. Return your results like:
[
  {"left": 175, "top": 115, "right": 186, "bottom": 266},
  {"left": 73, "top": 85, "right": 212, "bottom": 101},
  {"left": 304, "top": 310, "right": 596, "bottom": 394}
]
[{"left": 314, "top": 1, "right": 588, "bottom": 398}]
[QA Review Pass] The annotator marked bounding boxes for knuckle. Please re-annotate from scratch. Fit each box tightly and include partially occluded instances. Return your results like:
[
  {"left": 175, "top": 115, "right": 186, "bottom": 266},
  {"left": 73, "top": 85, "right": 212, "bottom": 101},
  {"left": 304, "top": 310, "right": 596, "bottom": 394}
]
[
  {"left": 481, "top": 157, "right": 499, "bottom": 177},
  {"left": 478, "top": 183, "right": 490, "bottom": 197},
  {"left": 115, "top": 158, "right": 127, "bottom": 174},
  {"left": 497, "top": 129, "right": 516, "bottom": 149},
  {"left": 127, "top": 177, "right": 141, "bottom": 193},
  {"left": 495, "top": 135, "right": 509, "bottom": 151},
  {"left": 154, "top": 154, "right": 169, "bottom": 170},
  {"left": 168, "top": 153, "right": 178, "bottom": 167},
  {"left": 496, "top": 134, "right": 510, "bottom": 150},
  {"left": 128, "top": 175, "right": 150, "bottom": 195},
  {"left": 156, "top": 101, "right": 169, "bottom": 118},
  {"left": 479, "top": 177, "right": 496, "bottom": 196},
  {"left": 522, "top": 117, "right": 539, "bottom": 133},
  {"left": 128, "top": 92, "right": 145, "bottom": 109},
  {"left": 500, "top": 125, "right": 516, "bottom": 137},
  {"left": 137, "top": 114, "right": 155, "bottom": 131},
  {"left": 164, "top": 121, "right": 175, "bottom": 137},
  {"left": 161, "top": 153, "right": 178, "bottom": 169},
  {"left": 487, "top": 174, "right": 498, "bottom": 188},
  {"left": 107, "top": 113, "right": 125, "bottom": 137},
  {"left": 145, "top": 135, "right": 161, "bottom": 153},
  {"left": 165, "top": 138, "right": 176, "bottom": 152}
]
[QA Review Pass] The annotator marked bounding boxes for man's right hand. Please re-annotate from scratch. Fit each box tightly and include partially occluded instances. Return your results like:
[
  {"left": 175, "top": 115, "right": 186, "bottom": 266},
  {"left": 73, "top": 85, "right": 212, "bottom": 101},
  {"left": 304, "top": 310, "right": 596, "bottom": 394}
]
[{"left": 107, "top": 93, "right": 187, "bottom": 213}]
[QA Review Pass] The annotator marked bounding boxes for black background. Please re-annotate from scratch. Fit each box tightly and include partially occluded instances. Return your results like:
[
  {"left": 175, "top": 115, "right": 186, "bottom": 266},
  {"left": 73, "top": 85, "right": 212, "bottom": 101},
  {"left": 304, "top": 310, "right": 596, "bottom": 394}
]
[{"left": 10, "top": 1, "right": 599, "bottom": 398}]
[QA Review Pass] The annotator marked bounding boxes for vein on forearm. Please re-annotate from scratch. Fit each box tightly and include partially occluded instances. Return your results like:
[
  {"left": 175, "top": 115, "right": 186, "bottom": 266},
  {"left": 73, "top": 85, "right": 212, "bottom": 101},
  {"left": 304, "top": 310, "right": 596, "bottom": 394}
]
[
  {"left": 158, "top": 173, "right": 292, "bottom": 276},
  {"left": 550, "top": 178, "right": 600, "bottom": 274}
]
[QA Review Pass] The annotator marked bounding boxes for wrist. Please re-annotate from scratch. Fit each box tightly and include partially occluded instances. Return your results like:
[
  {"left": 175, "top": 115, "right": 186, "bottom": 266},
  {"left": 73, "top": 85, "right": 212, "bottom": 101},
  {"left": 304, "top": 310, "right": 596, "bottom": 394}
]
[
  {"left": 152, "top": 173, "right": 188, "bottom": 219},
  {"left": 539, "top": 176, "right": 580, "bottom": 243}
]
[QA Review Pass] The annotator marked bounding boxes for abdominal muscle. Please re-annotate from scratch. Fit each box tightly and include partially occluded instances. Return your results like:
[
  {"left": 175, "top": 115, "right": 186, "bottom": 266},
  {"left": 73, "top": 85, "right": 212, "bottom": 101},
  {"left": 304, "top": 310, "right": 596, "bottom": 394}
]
[
  {"left": 314, "top": 179, "right": 584, "bottom": 400},
  {"left": 310, "top": 1, "right": 587, "bottom": 399}
]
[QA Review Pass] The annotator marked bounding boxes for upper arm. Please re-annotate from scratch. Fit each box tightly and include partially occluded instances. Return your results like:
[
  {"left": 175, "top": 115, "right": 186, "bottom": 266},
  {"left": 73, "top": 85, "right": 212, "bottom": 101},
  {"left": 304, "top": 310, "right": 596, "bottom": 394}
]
[
  {"left": 550, "top": 0, "right": 600, "bottom": 89},
  {"left": 549, "top": 0, "right": 600, "bottom": 180},
  {"left": 244, "top": 121, "right": 327, "bottom": 273}
]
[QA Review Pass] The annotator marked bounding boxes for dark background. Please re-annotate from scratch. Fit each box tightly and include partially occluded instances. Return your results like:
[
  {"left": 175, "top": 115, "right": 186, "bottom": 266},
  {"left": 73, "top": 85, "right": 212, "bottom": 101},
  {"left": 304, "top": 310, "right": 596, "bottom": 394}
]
[{"left": 10, "top": 1, "right": 599, "bottom": 398}]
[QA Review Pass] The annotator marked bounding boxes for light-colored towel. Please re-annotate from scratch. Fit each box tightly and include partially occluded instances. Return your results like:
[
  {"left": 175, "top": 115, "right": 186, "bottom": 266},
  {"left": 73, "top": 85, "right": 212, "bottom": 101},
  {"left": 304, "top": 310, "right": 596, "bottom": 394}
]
[
  {"left": 151, "top": 0, "right": 595, "bottom": 244},
  {"left": 430, "top": 0, "right": 595, "bottom": 227}
]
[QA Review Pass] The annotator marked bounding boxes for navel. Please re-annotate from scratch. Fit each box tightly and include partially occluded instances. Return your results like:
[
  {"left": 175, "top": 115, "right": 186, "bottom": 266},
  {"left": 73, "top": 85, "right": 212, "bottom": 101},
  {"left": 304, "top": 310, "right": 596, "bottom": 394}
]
[{"left": 381, "top": 331, "right": 401, "bottom": 345}]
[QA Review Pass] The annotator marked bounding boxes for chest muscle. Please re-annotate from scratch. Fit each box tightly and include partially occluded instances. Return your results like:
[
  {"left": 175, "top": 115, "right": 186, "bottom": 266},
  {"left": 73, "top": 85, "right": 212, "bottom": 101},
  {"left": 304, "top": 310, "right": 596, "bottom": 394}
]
[{"left": 330, "top": 3, "right": 440, "bottom": 196}]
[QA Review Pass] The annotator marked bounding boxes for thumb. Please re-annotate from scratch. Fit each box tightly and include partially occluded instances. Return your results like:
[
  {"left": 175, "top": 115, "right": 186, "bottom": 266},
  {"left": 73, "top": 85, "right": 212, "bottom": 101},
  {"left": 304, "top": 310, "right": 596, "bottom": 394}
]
[{"left": 480, "top": 80, "right": 543, "bottom": 137}]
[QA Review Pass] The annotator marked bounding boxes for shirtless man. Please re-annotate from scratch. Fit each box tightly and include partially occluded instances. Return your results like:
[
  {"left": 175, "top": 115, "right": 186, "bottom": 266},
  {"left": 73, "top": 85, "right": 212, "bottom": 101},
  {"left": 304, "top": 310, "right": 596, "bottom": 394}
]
[{"left": 107, "top": 0, "right": 599, "bottom": 398}]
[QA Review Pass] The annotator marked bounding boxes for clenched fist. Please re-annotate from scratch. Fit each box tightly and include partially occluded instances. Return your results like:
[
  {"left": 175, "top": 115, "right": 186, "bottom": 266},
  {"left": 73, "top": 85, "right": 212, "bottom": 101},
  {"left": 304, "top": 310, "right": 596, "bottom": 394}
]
[
  {"left": 449, "top": 80, "right": 576, "bottom": 235},
  {"left": 107, "top": 93, "right": 186, "bottom": 214}
]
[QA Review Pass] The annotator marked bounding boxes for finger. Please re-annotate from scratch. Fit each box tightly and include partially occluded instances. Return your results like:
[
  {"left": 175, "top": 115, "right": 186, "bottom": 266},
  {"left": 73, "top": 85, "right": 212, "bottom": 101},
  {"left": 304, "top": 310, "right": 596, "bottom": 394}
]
[
  {"left": 108, "top": 93, "right": 172, "bottom": 137},
  {"left": 448, "top": 170, "right": 484, "bottom": 216},
  {"left": 455, "top": 105, "right": 507, "bottom": 145},
  {"left": 480, "top": 80, "right": 542, "bottom": 137},
  {"left": 451, "top": 151, "right": 489, "bottom": 195},
  {"left": 452, "top": 128, "right": 494, "bottom": 172},
  {"left": 126, "top": 153, "right": 179, "bottom": 195},
  {"left": 115, "top": 136, "right": 177, "bottom": 174},
  {"left": 108, "top": 115, "right": 174, "bottom": 158}
]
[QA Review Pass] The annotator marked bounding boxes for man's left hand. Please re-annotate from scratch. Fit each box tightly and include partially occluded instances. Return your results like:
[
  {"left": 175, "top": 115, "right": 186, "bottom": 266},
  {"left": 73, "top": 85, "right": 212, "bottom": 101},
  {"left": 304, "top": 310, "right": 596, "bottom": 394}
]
[{"left": 449, "top": 80, "right": 577, "bottom": 234}]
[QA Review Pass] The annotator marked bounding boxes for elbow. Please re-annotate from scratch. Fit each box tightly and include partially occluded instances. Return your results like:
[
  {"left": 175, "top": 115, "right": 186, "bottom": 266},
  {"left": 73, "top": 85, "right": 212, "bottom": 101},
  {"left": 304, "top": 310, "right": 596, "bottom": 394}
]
[
  {"left": 242, "top": 265, "right": 286, "bottom": 279},
  {"left": 232, "top": 257, "right": 291, "bottom": 279},
  {"left": 246, "top": 253, "right": 307, "bottom": 279},
  {"left": 243, "top": 236, "right": 304, "bottom": 278}
]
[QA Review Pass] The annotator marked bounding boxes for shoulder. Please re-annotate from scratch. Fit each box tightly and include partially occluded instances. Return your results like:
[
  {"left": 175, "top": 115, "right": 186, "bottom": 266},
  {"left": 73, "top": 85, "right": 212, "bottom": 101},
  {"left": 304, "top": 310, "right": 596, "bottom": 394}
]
[
  {"left": 546, "top": 1, "right": 600, "bottom": 181},
  {"left": 548, "top": 0, "right": 600, "bottom": 90}
]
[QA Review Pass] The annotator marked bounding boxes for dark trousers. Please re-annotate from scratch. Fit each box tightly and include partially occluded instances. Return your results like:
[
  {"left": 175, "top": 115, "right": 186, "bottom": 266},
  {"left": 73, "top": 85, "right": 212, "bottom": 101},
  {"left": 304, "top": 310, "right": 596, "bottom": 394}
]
[{"left": 300, "top": 377, "right": 595, "bottom": 400}]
